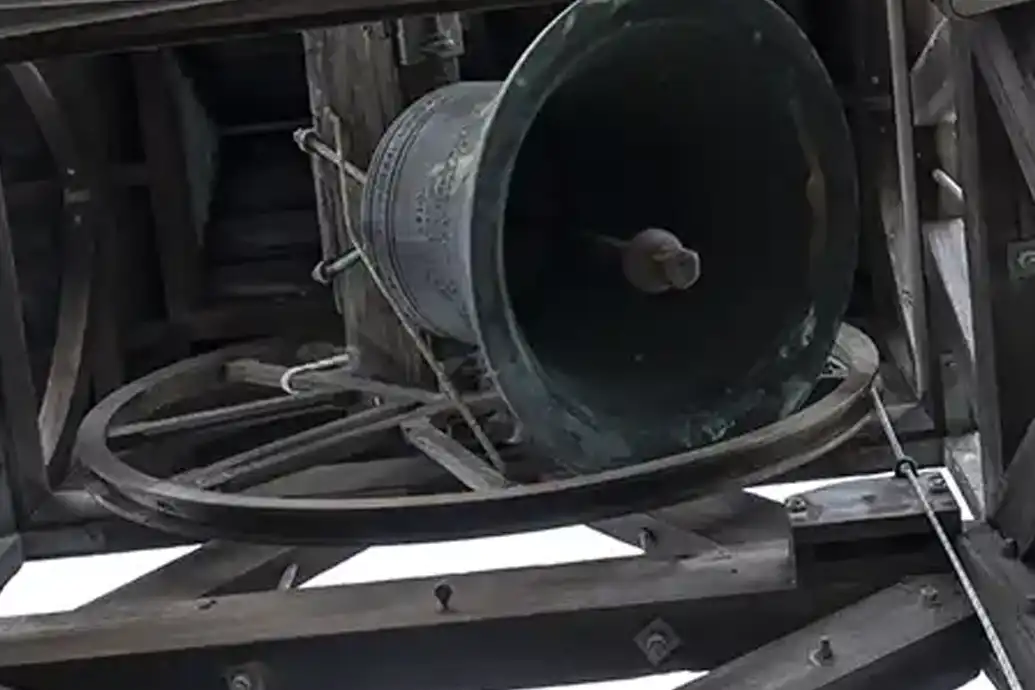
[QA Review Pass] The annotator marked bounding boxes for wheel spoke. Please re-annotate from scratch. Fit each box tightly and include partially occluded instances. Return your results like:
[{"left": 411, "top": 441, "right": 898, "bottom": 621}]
[
  {"left": 108, "top": 390, "right": 344, "bottom": 446},
  {"left": 173, "top": 392, "right": 499, "bottom": 492},
  {"left": 402, "top": 418, "right": 506, "bottom": 490}
]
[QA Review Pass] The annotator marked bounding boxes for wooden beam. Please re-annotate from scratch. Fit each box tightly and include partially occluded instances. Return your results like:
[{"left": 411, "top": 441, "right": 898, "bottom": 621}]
[
  {"left": 0, "top": 543, "right": 901, "bottom": 690},
  {"left": 959, "top": 524, "right": 1035, "bottom": 689},
  {"left": 970, "top": 16, "right": 1035, "bottom": 203},
  {"left": 678, "top": 576, "right": 981, "bottom": 690},
  {"left": 991, "top": 418, "right": 1035, "bottom": 562},
  {"left": 85, "top": 542, "right": 359, "bottom": 607},
  {"left": 0, "top": 163, "right": 48, "bottom": 522},
  {"left": 132, "top": 50, "right": 204, "bottom": 336},
  {"left": 0, "top": 0, "right": 557, "bottom": 63},
  {"left": 953, "top": 17, "right": 1017, "bottom": 509}
]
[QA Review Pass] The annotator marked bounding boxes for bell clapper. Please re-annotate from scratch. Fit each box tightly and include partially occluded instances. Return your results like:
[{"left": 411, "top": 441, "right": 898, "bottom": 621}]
[{"left": 592, "top": 228, "right": 701, "bottom": 294}]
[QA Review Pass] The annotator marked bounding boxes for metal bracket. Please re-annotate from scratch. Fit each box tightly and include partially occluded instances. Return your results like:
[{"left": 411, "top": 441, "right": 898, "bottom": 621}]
[
  {"left": 592, "top": 512, "right": 725, "bottom": 560},
  {"left": 394, "top": 14, "right": 465, "bottom": 66},
  {"left": 788, "top": 473, "right": 961, "bottom": 582}
]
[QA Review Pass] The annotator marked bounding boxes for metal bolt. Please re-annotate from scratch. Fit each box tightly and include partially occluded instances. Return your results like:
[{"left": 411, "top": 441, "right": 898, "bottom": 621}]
[
  {"left": 635, "top": 619, "right": 681, "bottom": 666},
  {"left": 920, "top": 585, "right": 940, "bottom": 608},
  {"left": 638, "top": 528, "right": 657, "bottom": 551},
  {"left": 786, "top": 496, "right": 808, "bottom": 513},
  {"left": 811, "top": 636, "right": 835, "bottom": 664},
  {"left": 228, "top": 673, "right": 254, "bottom": 690},
  {"left": 927, "top": 474, "right": 949, "bottom": 494},
  {"left": 1003, "top": 537, "right": 1019, "bottom": 559},
  {"left": 277, "top": 563, "right": 299, "bottom": 590},
  {"left": 434, "top": 581, "right": 453, "bottom": 612},
  {"left": 644, "top": 632, "right": 671, "bottom": 665}
]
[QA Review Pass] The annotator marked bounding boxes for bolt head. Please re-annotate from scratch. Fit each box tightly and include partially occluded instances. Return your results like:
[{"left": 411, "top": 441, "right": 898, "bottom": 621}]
[
  {"left": 433, "top": 581, "right": 453, "bottom": 610},
  {"left": 643, "top": 633, "right": 670, "bottom": 664},
  {"left": 1003, "top": 538, "right": 1020, "bottom": 559},
  {"left": 635, "top": 619, "right": 681, "bottom": 666},
  {"left": 786, "top": 496, "right": 808, "bottom": 513},
  {"left": 228, "top": 674, "right": 253, "bottom": 690},
  {"left": 927, "top": 474, "right": 950, "bottom": 494},
  {"left": 811, "top": 636, "right": 834, "bottom": 664},
  {"left": 920, "top": 585, "right": 940, "bottom": 607}
]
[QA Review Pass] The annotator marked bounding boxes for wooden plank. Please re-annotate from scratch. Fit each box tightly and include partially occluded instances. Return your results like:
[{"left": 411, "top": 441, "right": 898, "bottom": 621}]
[{"left": 0, "top": 0, "right": 557, "bottom": 62}]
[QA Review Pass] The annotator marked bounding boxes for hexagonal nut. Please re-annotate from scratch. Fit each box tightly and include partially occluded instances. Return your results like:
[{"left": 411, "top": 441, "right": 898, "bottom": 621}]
[
  {"left": 919, "top": 585, "right": 941, "bottom": 608},
  {"left": 786, "top": 495, "right": 809, "bottom": 513}
]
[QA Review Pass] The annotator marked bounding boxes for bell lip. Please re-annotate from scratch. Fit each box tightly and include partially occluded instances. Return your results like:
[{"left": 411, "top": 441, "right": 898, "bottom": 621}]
[{"left": 467, "top": 0, "right": 860, "bottom": 468}]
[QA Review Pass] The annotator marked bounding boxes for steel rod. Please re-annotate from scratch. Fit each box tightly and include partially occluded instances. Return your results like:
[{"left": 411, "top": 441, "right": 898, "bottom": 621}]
[
  {"left": 108, "top": 391, "right": 342, "bottom": 443},
  {"left": 293, "top": 128, "right": 368, "bottom": 185},
  {"left": 933, "top": 168, "right": 965, "bottom": 204}
]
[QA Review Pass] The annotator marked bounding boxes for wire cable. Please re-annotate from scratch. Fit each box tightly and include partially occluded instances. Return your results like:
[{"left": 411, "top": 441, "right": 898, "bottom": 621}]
[{"left": 869, "top": 387, "right": 1023, "bottom": 690}]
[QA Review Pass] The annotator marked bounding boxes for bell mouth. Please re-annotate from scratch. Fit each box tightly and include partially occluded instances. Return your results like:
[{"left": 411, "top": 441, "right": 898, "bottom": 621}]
[{"left": 469, "top": 0, "right": 858, "bottom": 470}]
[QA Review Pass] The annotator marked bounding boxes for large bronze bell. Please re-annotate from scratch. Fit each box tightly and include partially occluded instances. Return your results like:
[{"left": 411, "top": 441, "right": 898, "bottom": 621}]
[{"left": 359, "top": 0, "right": 859, "bottom": 472}]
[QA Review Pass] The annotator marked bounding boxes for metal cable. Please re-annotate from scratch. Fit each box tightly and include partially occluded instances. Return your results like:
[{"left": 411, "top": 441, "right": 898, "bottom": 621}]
[{"left": 869, "top": 387, "right": 1023, "bottom": 690}]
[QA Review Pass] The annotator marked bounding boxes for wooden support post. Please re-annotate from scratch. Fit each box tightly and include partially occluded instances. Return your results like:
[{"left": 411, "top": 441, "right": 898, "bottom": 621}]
[
  {"left": 132, "top": 50, "right": 203, "bottom": 346},
  {"left": 953, "top": 16, "right": 1035, "bottom": 509},
  {"left": 303, "top": 23, "right": 431, "bottom": 385},
  {"left": 0, "top": 168, "right": 47, "bottom": 522},
  {"left": 44, "top": 56, "right": 132, "bottom": 396}
]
